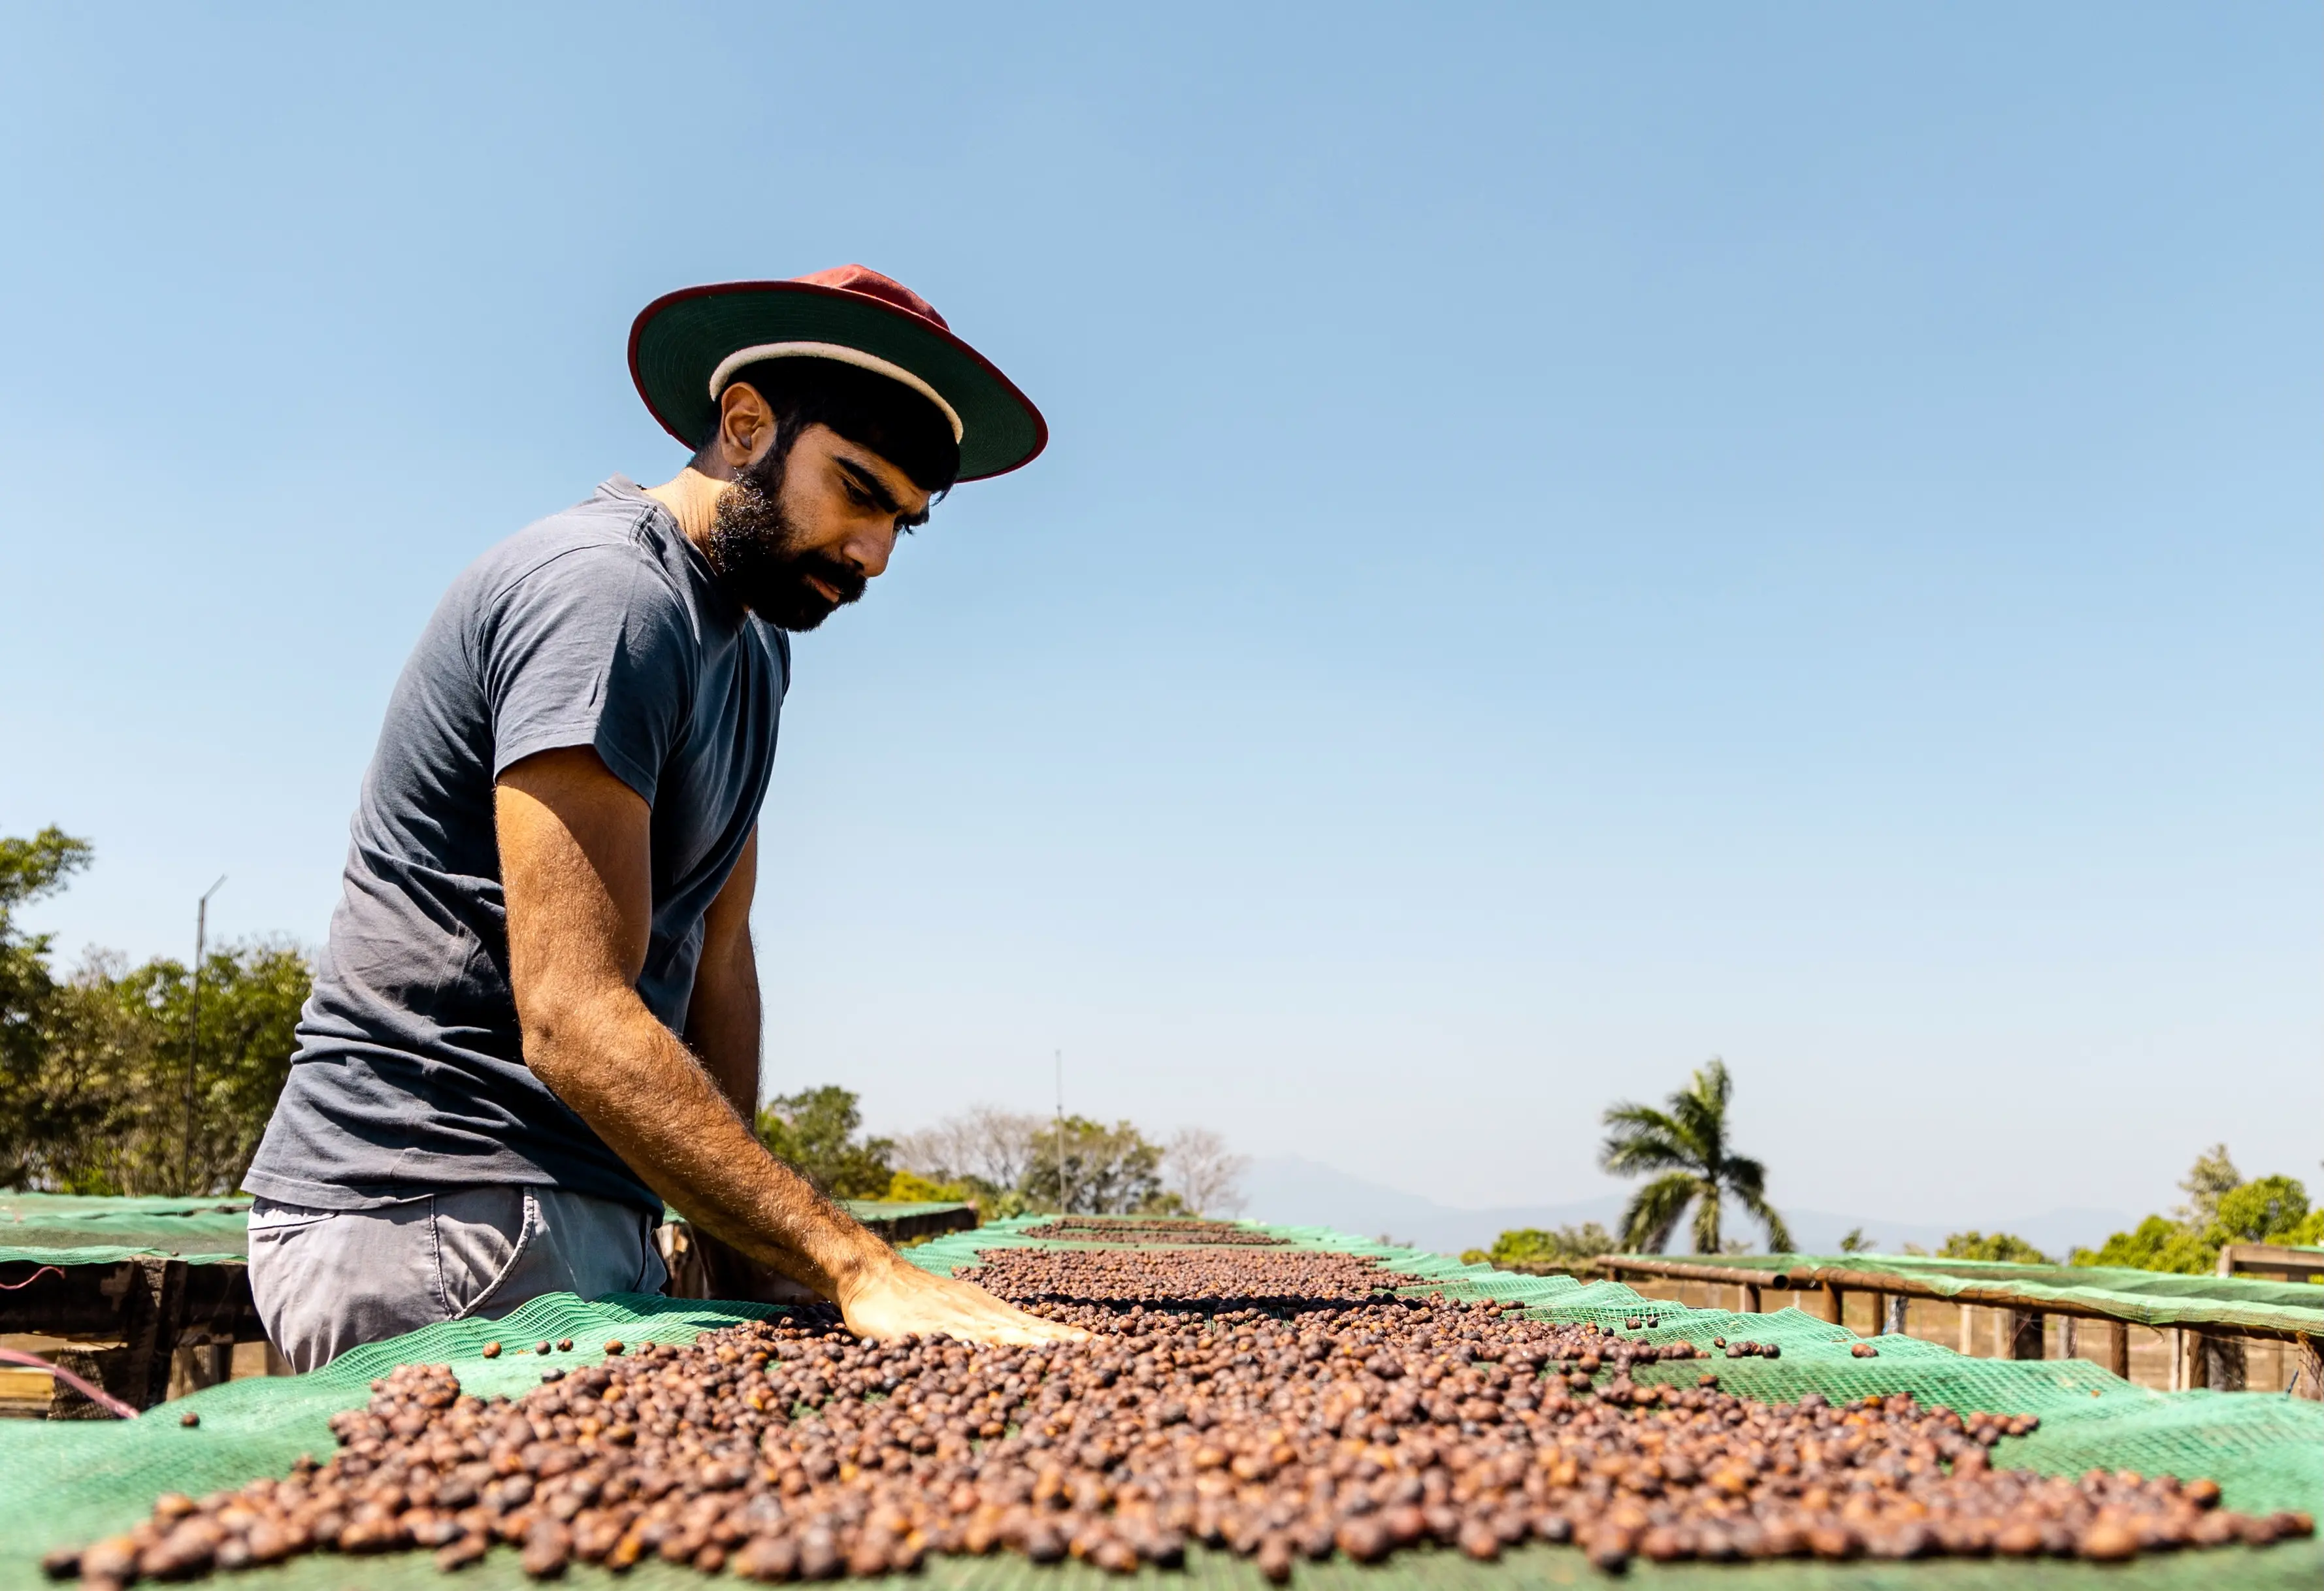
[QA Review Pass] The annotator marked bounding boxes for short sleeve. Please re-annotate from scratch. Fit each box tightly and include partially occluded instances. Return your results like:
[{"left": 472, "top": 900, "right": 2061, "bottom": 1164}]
[{"left": 478, "top": 546, "right": 694, "bottom": 806}]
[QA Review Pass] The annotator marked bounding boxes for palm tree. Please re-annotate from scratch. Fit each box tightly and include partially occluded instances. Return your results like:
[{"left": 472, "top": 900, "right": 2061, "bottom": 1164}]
[{"left": 1600, "top": 1058, "right": 1793, "bottom": 1255}]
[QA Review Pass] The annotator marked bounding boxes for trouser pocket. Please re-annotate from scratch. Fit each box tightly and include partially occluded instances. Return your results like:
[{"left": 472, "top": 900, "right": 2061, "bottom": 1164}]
[{"left": 429, "top": 1187, "right": 538, "bottom": 1319}]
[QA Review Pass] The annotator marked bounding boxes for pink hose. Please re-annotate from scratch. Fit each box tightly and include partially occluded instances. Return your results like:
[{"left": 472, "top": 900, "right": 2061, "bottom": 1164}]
[{"left": 0, "top": 1345, "right": 142, "bottom": 1419}]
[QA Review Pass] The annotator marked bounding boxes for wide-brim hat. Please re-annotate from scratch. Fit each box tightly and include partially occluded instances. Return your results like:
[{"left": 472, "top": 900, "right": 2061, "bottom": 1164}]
[{"left": 628, "top": 265, "right": 1047, "bottom": 482}]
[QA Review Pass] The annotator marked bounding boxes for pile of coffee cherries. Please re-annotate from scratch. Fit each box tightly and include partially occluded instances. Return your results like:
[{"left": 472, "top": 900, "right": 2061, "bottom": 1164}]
[
  {"left": 48, "top": 1247, "right": 2312, "bottom": 1586},
  {"left": 1017, "top": 1219, "right": 1287, "bottom": 1247},
  {"left": 955, "top": 1247, "right": 1399, "bottom": 1305}
]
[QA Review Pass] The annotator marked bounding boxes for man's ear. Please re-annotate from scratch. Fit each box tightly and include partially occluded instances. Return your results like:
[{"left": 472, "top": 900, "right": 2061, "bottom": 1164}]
[{"left": 714, "top": 382, "right": 777, "bottom": 473}]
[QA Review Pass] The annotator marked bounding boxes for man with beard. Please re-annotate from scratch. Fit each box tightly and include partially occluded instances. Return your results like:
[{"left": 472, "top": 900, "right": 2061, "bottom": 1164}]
[{"left": 244, "top": 267, "right": 1073, "bottom": 1366}]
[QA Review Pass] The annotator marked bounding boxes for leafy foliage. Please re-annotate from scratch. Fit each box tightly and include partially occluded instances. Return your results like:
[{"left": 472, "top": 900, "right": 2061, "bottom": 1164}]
[
  {"left": 1023, "top": 1115, "right": 1179, "bottom": 1215},
  {"left": 2175, "top": 1143, "right": 2241, "bottom": 1226},
  {"left": 2072, "top": 1147, "right": 2323, "bottom": 1275},
  {"left": 1838, "top": 1227, "right": 1874, "bottom": 1253},
  {"left": 1599, "top": 1058, "right": 1792, "bottom": 1255},
  {"left": 754, "top": 1086, "right": 896, "bottom": 1200},
  {"left": 1462, "top": 1222, "right": 1617, "bottom": 1268},
  {"left": 894, "top": 1106, "right": 1217, "bottom": 1217},
  {"left": 1937, "top": 1230, "right": 2051, "bottom": 1264},
  {"left": 2074, "top": 1215, "right": 2221, "bottom": 1275},
  {"left": 2215, "top": 1176, "right": 2308, "bottom": 1243},
  {"left": 0, "top": 827, "right": 310, "bottom": 1195},
  {"left": 883, "top": 1169, "right": 972, "bottom": 1204}
]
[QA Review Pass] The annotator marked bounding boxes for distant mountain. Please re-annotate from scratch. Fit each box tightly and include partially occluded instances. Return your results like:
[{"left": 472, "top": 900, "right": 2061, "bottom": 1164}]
[
  {"left": 1239, "top": 1156, "right": 2133, "bottom": 1262},
  {"left": 1239, "top": 1156, "right": 1626, "bottom": 1254}
]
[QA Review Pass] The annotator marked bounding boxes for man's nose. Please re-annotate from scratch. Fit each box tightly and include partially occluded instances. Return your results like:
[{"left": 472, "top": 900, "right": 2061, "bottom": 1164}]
[{"left": 843, "top": 524, "right": 897, "bottom": 580}]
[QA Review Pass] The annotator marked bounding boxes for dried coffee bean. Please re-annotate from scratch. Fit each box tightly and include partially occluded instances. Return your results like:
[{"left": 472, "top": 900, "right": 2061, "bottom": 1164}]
[
  {"left": 521, "top": 1518, "right": 572, "bottom": 1577},
  {"left": 435, "top": 1534, "right": 489, "bottom": 1571},
  {"left": 178, "top": 1411, "right": 200, "bottom": 1427},
  {"left": 480, "top": 1342, "right": 501, "bottom": 1359}
]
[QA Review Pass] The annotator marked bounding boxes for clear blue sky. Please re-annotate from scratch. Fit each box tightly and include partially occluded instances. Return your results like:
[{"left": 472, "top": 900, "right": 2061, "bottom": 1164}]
[{"left": 3, "top": 5, "right": 2316, "bottom": 1232}]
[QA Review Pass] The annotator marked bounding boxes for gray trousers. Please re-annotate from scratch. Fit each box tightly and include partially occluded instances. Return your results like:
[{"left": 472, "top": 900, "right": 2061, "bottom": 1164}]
[{"left": 248, "top": 1186, "right": 668, "bottom": 1372}]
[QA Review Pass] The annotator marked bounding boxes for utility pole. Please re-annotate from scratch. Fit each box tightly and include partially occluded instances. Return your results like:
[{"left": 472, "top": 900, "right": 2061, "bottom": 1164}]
[
  {"left": 182, "top": 876, "right": 226, "bottom": 1194},
  {"left": 1054, "top": 1049, "right": 1067, "bottom": 1215}
]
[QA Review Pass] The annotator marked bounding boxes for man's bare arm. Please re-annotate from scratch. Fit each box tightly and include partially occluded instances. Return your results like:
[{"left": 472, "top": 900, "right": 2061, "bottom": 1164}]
[{"left": 495, "top": 746, "right": 1077, "bottom": 1344}]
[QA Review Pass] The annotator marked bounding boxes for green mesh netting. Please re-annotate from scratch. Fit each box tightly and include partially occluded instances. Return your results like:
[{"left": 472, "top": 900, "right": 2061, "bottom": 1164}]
[
  {"left": 2, "top": 1223, "right": 2318, "bottom": 1590},
  {"left": 0, "top": 1194, "right": 255, "bottom": 1264},
  {"left": 1598, "top": 1253, "right": 2324, "bottom": 1338},
  {"left": 0, "top": 1197, "right": 972, "bottom": 1271}
]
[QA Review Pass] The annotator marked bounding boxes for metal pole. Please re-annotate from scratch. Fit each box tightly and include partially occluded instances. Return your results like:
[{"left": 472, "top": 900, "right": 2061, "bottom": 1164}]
[{"left": 182, "top": 876, "right": 226, "bottom": 1192}]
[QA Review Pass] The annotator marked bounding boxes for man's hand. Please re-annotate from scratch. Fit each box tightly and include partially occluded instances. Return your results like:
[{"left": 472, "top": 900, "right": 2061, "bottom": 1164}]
[
  {"left": 495, "top": 746, "right": 1073, "bottom": 1345},
  {"left": 838, "top": 1257, "right": 1084, "bottom": 1346}
]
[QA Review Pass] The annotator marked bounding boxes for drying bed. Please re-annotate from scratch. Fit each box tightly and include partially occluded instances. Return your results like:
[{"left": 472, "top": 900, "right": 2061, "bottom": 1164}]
[{"left": 1, "top": 1220, "right": 2317, "bottom": 1590}]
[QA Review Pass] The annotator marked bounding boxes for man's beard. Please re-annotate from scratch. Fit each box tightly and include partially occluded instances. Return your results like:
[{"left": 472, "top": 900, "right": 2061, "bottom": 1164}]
[{"left": 700, "top": 444, "right": 867, "bottom": 631}]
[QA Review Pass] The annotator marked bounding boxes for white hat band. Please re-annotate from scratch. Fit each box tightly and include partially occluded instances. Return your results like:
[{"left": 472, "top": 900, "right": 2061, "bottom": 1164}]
[{"left": 707, "top": 342, "right": 965, "bottom": 443}]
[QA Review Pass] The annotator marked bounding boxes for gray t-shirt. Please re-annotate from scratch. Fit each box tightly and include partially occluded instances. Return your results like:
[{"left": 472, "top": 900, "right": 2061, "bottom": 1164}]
[{"left": 245, "top": 478, "right": 787, "bottom": 1215}]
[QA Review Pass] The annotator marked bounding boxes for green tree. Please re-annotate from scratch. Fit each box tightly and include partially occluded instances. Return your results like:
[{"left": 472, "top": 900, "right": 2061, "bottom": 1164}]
[
  {"left": 1022, "top": 1115, "right": 1176, "bottom": 1215},
  {"left": 1938, "top": 1230, "right": 2050, "bottom": 1264},
  {"left": 0, "top": 827, "right": 98, "bottom": 1183},
  {"left": 2074, "top": 1215, "right": 2218, "bottom": 1275},
  {"left": 1464, "top": 1222, "right": 1617, "bottom": 1268},
  {"left": 1838, "top": 1227, "right": 1874, "bottom": 1253},
  {"left": 109, "top": 943, "right": 310, "bottom": 1194},
  {"left": 22, "top": 942, "right": 312, "bottom": 1196},
  {"left": 882, "top": 1170, "right": 973, "bottom": 1205},
  {"left": 2214, "top": 1176, "right": 2308, "bottom": 1244},
  {"left": 755, "top": 1086, "right": 895, "bottom": 1199},
  {"left": 2175, "top": 1143, "right": 2240, "bottom": 1226},
  {"left": 1599, "top": 1058, "right": 1792, "bottom": 1255},
  {"left": 2072, "top": 1149, "right": 2319, "bottom": 1275},
  {"left": 0, "top": 825, "right": 312, "bottom": 1194}
]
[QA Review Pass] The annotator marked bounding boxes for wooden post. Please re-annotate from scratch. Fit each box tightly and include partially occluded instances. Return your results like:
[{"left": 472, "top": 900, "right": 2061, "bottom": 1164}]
[
  {"left": 1820, "top": 1285, "right": 1844, "bottom": 1326},
  {"left": 2169, "top": 1329, "right": 2187, "bottom": 1391},
  {"left": 48, "top": 1257, "right": 189, "bottom": 1417},
  {"left": 1743, "top": 1283, "right": 1761, "bottom": 1315},
  {"left": 2061, "top": 1316, "right": 2078, "bottom": 1362},
  {"left": 1884, "top": 1294, "right": 1908, "bottom": 1336},
  {"left": 2108, "top": 1322, "right": 2131, "bottom": 1381},
  {"left": 2008, "top": 1309, "right": 2044, "bottom": 1360},
  {"left": 168, "top": 1340, "right": 234, "bottom": 1400},
  {"left": 129, "top": 1257, "right": 188, "bottom": 1409},
  {"left": 1867, "top": 1291, "right": 1886, "bottom": 1334},
  {"left": 1959, "top": 1303, "right": 1976, "bottom": 1356}
]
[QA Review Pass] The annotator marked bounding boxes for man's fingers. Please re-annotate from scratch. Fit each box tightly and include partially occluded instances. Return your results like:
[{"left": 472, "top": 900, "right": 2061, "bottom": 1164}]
[{"left": 838, "top": 1264, "right": 1088, "bottom": 1345}]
